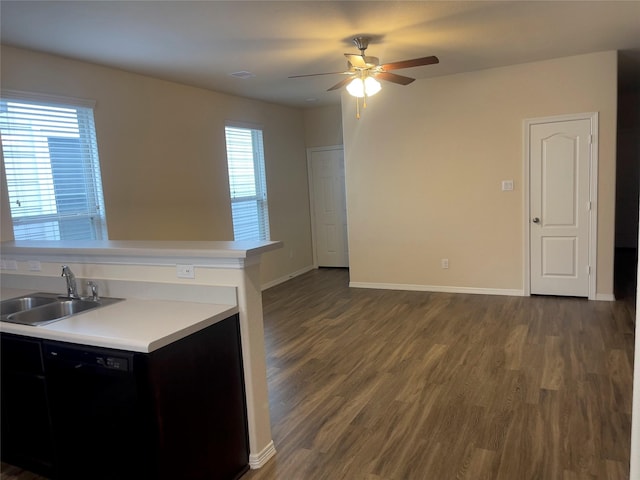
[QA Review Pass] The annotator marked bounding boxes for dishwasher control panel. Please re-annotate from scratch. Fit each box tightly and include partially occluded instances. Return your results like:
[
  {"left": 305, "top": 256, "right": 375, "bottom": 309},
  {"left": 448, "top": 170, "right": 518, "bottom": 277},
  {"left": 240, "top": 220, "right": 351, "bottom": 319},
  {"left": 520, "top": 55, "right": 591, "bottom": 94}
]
[
  {"left": 44, "top": 341, "right": 133, "bottom": 373},
  {"left": 96, "top": 356, "right": 129, "bottom": 371}
]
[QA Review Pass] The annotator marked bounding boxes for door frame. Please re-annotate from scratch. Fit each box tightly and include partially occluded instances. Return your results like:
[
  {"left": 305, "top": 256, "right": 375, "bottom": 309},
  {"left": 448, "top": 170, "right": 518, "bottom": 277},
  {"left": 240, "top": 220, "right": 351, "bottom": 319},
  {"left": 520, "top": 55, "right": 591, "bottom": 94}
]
[
  {"left": 306, "top": 145, "right": 346, "bottom": 269},
  {"left": 523, "top": 112, "right": 599, "bottom": 299}
]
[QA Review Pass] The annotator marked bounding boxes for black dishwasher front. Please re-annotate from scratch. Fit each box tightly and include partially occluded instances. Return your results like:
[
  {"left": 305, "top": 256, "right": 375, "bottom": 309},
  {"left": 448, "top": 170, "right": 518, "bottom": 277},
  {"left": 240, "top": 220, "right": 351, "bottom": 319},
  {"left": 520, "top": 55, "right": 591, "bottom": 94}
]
[{"left": 43, "top": 341, "right": 154, "bottom": 480}]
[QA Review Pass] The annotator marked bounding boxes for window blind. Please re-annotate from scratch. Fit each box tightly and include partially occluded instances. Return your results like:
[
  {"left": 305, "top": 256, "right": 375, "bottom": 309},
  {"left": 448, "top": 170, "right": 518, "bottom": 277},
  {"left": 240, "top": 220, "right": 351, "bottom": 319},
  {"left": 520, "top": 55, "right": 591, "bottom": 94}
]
[
  {"left": 0, "top": 97, "right": 107, "bottom": 240},
  {"left": 224, "top": 126, "right": 270, "bottom": 241}
]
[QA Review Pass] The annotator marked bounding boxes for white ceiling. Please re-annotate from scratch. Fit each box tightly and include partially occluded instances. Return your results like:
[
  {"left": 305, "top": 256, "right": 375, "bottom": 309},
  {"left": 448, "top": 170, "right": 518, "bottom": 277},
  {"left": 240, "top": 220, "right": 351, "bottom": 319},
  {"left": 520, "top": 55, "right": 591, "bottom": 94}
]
[{"left": 1, "top": 1, "right": 639, "bottom": 108}]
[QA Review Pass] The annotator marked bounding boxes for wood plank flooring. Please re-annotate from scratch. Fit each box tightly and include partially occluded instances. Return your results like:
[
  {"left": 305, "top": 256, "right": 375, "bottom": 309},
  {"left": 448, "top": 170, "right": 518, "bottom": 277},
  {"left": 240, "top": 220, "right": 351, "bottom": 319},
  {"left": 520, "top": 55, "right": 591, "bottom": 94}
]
[
  {"left": 243, "top": 268, "right": 635, "bottom": 480},
  {"left": 2, "top": 267, "right": 636, "bottom": 479}
]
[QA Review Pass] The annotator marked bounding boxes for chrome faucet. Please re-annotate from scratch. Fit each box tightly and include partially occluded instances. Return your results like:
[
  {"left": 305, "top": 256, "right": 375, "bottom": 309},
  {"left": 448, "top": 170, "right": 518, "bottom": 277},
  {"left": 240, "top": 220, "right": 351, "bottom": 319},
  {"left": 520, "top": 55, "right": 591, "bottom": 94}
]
[
  {"left": 87, "top": 281, "right": 100, "bottom": 301},
  {"left": 61, "top": 265, "right": 80, "bottom": 298}
]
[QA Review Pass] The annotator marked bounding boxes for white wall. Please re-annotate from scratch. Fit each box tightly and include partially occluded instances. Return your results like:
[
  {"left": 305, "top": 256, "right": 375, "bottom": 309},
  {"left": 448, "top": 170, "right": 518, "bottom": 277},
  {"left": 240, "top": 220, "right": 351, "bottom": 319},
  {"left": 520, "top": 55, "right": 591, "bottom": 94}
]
[{"left": 343, "top": 51, "right": 618, "bottom": 298}]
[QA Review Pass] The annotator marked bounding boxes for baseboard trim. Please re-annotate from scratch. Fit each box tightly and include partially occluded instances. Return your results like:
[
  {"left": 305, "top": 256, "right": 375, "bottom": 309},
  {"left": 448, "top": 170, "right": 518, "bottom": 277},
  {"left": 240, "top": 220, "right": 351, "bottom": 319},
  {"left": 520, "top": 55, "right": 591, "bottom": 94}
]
[
  {"left": 349, "top": 281, "right": 525, "bottom": 297},
  {"left": 262, "top": 265, "right": 315, "bottom": 291},
  {"left": 249, "top": 440, "right": 277, "bottom": 469},
  {"left": 594, "top": 293, "right": 616, "bottom": 301}
]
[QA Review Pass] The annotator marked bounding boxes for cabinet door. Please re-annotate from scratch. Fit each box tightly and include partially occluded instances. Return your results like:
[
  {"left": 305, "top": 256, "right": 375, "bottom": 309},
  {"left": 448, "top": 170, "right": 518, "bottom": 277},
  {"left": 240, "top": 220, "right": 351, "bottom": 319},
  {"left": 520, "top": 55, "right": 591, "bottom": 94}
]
[
  {"left": 0, "top": 335, "right": 54, "bottom": 477},
  {"left": 146, "top": 314, "right": 249, "bottom": 480}
]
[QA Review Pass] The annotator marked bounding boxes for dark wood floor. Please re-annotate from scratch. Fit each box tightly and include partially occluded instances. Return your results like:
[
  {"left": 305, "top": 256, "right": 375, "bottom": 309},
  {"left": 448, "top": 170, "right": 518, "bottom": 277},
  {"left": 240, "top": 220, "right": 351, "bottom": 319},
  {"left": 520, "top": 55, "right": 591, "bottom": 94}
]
[
  {"left": 244, "top": 268, "right": 635, "bottom": 480},
  {"left": 2, "top": 266, "right": 636, "bottom": 479}
]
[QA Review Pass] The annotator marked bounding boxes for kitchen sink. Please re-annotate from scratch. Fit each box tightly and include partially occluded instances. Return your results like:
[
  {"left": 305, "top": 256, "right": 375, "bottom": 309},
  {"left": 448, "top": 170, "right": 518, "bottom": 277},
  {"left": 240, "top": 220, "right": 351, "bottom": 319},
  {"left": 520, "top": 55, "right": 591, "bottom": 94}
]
[
  {"left": 1, "top": 295, "right": 58, "bottom": 316},
  {"left": 1, "top": 293, "right": 123, "bottom": 326}
]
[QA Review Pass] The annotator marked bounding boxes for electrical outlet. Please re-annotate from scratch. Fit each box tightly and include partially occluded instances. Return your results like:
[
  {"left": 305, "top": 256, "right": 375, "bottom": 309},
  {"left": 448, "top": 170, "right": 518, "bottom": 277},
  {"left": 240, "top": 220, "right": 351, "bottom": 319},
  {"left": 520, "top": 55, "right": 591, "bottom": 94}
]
[
  {"left": 2, "top": 259, "right": 18, "bottom": 271},
  {"left": 441, "top": 258, "right": 449, "bottom": 269},
  {"left": 176, "top": 264, "right": 195, "bottom": 279}
]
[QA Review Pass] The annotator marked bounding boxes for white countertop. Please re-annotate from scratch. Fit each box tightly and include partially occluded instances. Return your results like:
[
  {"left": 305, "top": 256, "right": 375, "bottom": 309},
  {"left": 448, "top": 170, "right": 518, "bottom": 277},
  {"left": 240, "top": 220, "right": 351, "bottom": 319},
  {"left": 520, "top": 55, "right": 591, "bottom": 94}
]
[
  {"left": 0, "top": 288, "right": 238, "bottom": 353},
  {"left": 1, "top": 240, "right": 282, "bottom": 259},
  {"left": 1, "top": 239, "right": 283, "bottom": 270}
]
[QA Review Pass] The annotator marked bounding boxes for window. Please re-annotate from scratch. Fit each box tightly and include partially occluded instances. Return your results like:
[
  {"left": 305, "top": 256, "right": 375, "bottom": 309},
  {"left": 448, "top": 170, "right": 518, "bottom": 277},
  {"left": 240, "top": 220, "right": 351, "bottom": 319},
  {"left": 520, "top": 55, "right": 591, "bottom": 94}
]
[
  {"left": 224, "top": 125, "right": 270, "bottom": 241},
  {"left": 0, "top": 92, "right": 107, "bottom": 240}
]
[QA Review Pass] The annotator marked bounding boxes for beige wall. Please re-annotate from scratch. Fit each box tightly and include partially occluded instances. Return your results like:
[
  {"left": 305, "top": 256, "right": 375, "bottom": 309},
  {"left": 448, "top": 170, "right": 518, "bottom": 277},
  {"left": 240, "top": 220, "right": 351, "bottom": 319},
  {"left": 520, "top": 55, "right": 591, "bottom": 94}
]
[
  {"left": 0, "top": 45, "right": 313, "bottom": 285},
  {"left": 303, "top": 104, "right": 343, "bottom": 147},
  {"left": 343, "top": 51, "right": 618, "bottom": 297}
]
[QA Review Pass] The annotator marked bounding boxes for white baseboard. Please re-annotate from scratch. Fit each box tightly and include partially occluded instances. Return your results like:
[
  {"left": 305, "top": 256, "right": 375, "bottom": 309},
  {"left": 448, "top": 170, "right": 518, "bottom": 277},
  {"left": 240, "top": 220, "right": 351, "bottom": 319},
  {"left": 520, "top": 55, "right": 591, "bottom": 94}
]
[
  {"left": 594, "top": 293, "right": 616, "bottom": 301},
  {"left": 262, "top": 265, "right": 314, "bottom": 291},
  {"left": 349, "top": 281, "right": 525, "bottom": 297},
  {"left": 349, "top": 281, "right": 620, "bottom": 301},
  {"left": 249, "top": 440, "right": 277, "bottom": 469}
]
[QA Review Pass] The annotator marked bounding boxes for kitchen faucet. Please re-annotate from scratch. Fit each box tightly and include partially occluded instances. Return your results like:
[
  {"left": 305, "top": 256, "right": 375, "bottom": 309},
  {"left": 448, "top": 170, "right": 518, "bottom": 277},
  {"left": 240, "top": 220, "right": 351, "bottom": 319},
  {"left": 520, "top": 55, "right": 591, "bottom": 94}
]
[
  {"left": 87, "top": 281, "right": 100, "bottom": 301},
  {"left": 61, "top": 265, "right": 80, "bottom": 299}
]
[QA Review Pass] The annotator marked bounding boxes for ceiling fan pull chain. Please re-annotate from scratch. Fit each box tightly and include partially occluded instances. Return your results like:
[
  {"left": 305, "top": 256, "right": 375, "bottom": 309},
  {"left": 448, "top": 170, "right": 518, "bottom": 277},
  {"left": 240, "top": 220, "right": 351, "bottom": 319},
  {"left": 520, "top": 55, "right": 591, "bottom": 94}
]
[{"left": 355, "top": 96, "right": 360, "bottom": 119}]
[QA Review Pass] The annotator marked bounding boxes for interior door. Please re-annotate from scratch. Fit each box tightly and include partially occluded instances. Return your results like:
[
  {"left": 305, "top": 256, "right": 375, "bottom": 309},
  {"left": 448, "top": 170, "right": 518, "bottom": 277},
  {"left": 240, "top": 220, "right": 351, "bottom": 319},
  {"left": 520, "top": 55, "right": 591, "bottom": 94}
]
[
  {"left": 530, "top": 118, "right": 592, "bottom": 297},
  {"left": 309, "top": 147, "right": 349, "bottom": 267}
]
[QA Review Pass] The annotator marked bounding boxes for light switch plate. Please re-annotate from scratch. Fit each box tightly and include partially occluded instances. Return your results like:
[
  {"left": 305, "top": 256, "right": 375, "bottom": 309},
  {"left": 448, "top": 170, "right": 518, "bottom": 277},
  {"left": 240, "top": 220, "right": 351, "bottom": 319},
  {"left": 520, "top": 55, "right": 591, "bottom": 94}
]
[{"left": 502, "top": 180, "right": 514, "bottom": 191}]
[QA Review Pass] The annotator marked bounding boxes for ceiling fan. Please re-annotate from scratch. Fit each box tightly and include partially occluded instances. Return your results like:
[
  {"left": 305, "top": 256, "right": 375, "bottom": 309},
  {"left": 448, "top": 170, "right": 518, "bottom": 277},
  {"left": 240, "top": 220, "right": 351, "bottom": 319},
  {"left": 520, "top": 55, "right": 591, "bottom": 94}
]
[{"left": 289, "top": 36, "right": 439, "bottom": 117}]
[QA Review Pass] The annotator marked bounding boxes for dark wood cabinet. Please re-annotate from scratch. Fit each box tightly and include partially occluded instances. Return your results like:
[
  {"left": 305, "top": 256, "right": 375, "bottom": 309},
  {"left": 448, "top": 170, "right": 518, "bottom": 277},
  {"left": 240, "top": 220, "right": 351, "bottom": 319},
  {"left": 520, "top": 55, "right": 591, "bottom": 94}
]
[
  {"left": 1, "top": 314, "right": 249, "bottom": 480},
  {"left": 141, "top": 315, "right": 250, "bottom": 480},
  {"left": 0, "top": 335, "right": 55, "bottom": 477}
]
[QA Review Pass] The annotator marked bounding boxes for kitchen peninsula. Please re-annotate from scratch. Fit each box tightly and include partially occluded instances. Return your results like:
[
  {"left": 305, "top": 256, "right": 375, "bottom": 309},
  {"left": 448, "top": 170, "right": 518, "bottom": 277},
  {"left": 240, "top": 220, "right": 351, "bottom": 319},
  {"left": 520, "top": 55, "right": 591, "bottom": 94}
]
[{"left": 0, "top": 240, "right": 282, "bottom": 474}]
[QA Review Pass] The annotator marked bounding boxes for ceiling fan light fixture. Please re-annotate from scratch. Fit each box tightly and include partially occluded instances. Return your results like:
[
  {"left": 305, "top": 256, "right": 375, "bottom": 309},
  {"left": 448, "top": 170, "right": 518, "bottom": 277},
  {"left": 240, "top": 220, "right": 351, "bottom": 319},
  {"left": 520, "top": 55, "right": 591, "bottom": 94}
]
[{"left": 346, "top": 76, "right": 381, "bottom": 98}]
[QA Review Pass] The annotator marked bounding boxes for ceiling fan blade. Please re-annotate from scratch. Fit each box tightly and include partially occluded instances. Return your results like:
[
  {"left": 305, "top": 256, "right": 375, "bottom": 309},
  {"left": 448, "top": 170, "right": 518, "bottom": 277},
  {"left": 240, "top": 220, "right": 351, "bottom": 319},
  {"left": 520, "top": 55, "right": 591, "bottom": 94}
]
[
  {"left": 344, "top": 54, "right": 367, "bottom": 68},
  {"left": 327, "top": 76, "right": 355, "bottom": 91},
  {"left": 374, "top": 71, "right": 415, "bottom": 85},
  {"left": 288, "top": 71, "right": 350, "bottom": 78},
  {"left": 380, "top": 56, "right": 439, "bottom": 71}
]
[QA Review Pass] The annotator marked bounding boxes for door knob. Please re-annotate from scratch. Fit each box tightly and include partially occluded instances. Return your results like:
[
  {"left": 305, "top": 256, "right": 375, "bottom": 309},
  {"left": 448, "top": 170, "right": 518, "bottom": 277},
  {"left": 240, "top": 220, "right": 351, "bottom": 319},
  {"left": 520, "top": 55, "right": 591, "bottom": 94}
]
[{"left": 532, "top": 217, "right": 540, "bottom": 224}]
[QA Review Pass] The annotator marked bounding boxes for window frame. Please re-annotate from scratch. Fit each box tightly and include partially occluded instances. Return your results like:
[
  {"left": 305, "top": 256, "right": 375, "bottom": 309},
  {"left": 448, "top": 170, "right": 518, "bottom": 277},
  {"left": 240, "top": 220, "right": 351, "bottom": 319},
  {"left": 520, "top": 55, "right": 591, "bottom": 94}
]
[
  {"left": 0, "top": 89, "right": 108, "bottom": 241},
  {"left": 224, "top": 122, "right": 270, "bottom": 241}
]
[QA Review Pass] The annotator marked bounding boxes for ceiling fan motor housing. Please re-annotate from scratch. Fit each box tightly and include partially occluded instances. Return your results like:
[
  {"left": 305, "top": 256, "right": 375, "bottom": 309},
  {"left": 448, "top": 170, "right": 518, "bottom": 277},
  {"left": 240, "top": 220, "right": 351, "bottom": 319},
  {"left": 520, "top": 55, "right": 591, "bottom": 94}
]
[
  {"left": 288, "top": 35, "right": 439, "bottom": 94},
  {"left": 353, "top": 36, "right": 370, "bottom": 53}
]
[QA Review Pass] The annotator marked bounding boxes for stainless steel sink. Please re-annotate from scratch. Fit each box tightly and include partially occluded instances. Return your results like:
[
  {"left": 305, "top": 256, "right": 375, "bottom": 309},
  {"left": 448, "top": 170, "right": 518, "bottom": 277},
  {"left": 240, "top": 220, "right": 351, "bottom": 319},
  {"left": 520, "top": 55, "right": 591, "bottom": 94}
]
[
  {"left": 0, "top": 295, "right": 58, "bottom": 316},
  {"left": 1, "top": 293, "right": 123, "bottom": 326}
]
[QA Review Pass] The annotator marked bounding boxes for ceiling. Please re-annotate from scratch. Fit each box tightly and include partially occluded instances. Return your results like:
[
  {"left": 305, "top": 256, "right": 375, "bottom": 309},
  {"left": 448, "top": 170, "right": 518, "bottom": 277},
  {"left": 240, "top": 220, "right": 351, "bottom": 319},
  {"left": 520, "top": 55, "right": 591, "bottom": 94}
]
[{"left": 1, "top": 1, "right": 639, "bottom": 108}]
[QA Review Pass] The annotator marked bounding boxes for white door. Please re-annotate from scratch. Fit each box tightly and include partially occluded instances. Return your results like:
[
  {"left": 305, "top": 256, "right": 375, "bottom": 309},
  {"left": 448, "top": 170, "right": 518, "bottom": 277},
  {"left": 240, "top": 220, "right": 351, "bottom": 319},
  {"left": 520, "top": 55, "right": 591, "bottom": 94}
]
[
  {"left": 309, "top": 147, "right": 349, "bottom": 267},
  {"left": 529, "top": 118, "right": 593, "bottom": 297}
]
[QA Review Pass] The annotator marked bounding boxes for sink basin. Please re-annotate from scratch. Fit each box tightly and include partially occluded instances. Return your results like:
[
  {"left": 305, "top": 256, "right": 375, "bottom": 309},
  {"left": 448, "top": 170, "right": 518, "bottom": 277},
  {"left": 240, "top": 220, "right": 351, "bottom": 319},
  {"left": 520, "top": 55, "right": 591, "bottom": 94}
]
[
  {"left": 1, "top": 293, "right": 123, "bottom": 326},
  {"left": 0, "top": 295, "right": 58, "bottom": 316}
]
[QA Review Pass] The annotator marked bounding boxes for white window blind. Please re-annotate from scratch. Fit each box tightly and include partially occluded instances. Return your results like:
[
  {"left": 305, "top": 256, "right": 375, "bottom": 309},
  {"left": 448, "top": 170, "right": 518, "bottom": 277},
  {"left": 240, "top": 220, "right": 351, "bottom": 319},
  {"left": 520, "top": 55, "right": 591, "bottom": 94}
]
[
  {"left": 0, "top": 95, "right": 108, "bottom": 240},
  {"left": 224, "top": 125, "right": 270, "bottom": 241}
]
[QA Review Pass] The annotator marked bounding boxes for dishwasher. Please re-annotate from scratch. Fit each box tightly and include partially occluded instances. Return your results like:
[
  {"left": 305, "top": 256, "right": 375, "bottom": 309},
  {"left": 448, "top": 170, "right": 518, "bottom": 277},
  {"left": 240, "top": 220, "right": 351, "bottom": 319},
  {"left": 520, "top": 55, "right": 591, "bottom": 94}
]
[
  {"left": 43, "top": 340, "right": 154, "bottom": 480},
  {"left": 40, "top": 315, "right": 249, "bottom": 480}
]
